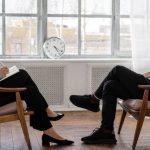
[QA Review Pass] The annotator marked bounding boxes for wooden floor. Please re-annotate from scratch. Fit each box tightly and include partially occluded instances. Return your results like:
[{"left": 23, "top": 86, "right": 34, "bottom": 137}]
[{"left": 0, "top": 110, "right": 150, "bottom": 150}]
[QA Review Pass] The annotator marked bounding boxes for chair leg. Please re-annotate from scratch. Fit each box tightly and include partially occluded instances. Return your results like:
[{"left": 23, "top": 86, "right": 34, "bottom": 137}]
[
  {"left": 118, "top": 110, "right": 127, "bottom": 134},
  {"left": 19, "top": 115, "right": 32, "bottom": 150},
  {"left": 132, "top": 115, "right": 145, "bottom": 150},
  {"left": 15, "top": 92, "right": 32, "bottom": 150}
]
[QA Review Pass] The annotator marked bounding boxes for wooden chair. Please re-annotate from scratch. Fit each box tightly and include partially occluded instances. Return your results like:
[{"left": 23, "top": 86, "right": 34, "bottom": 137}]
[
  {"left": 118, "top": 85, "right": 150, "bottom": 149},
  {"left": 0, "top": 87, "right": 34, "bottom": 150}
]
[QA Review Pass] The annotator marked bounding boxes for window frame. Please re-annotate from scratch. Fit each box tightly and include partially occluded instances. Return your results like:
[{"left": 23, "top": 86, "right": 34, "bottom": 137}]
[
  {"left": 0, "top": 0, "right": 41, "bottom": 58},
  {"left": 0, "top": 0, "right": 131, "bottom": 58}
]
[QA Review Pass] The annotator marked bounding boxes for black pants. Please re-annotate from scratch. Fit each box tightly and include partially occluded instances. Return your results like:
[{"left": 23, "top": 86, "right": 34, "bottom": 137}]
[
  {"left": 0, "top": 69, "right": 52, "bottom": 131},
  {"left": 94, "top": 65, "right": 150, "bottom": 131}
]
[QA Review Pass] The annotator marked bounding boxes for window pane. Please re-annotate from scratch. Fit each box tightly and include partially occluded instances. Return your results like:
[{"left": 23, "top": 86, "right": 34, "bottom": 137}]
[
  {"left": 81, "top": 18, "right": 111, "bottom": 55},
  {"left": 47, "top": 0, "right": 78, "bottom": 14},
  {"left": 5, "top": 0, "right": 37, "bottom": 14},
  {"left": 6, "top": 17, "right": 37, "bottom": 55},
  {"left": 120, "top": 18, "right": 131, "bottom": 52},
  {"left": 120, "top": 0, "right": 131, "bottom": 15},
  {"left": 82, "top": 0, "right": 112, "bottom": 15},
  {"left": 47, "top": 17, "right": 78, "bottom": 55},
  {"left": 0, "top": 17, "right": 2, "bottom": 54},
  {"left": 0, "top": 0, "right": 2, "bottom": 13}
]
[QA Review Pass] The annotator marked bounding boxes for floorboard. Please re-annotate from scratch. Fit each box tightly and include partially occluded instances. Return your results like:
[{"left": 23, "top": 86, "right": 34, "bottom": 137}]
[{"left": 0, "top": 110, "right": 150, "bottom": 150}]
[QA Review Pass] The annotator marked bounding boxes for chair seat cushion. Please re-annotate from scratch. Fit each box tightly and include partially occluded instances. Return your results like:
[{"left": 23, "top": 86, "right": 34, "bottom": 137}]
[
  {"left": 0, "top": 101, "right": 27, "bottom": 115},
  {"left": 119, "top": 99, "right": 150, "bottom": 112}
]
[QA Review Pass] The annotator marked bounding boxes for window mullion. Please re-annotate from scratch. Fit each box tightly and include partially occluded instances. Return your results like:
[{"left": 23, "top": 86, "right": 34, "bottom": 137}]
[
  {"left": 40, "top": 0, "right": 47, "bottom": 58},
  {"left": 2, "top": 0, "right": 5, "bottom": 56},
  {"left": 78, "top": 0, "right": 81, "bottom": 55},
  {"left": 114, "top": 0, "right": 120, "bottom": 56},
  {"left": 111, "top": 0, "right": 115, "bottom": 56}
]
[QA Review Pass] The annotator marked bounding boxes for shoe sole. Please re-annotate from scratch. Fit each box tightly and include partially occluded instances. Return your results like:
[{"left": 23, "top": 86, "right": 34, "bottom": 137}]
[{"left": 83, "top": 139, "right": 117, "bottom": 144}]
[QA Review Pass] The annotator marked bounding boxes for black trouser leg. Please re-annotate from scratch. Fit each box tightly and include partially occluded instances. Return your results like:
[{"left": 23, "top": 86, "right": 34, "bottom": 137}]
[
  {"left": 95, "top": 65, "right": 150, "bottom": 99},
  {"left": 0, "top": 69, "right": 52, "bottom": 131},
  {"left": 0, "top": 69, "right": 31, "bottom": 106},
  {"left": 0, "top": 69, "right": 48, "bottom": 110},
  {"left": 0, "top": 69, "right": 35, "bottom": 88},
  {"left": 21, "top": 86, "right": 48, "bottom": 111},
  {"left": 100, "top": 80, "right": 136, "bottom": 131},
  {"left": 20, "top": 86, "right": 52, "bottom": 131}
]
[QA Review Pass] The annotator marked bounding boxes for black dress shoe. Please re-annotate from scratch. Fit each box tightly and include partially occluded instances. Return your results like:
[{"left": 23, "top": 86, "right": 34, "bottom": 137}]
[
  {"left": 42, "top": 134, "right": 74, "bottom": 146},
  {"left": 70, "top": 95, "right": 100, "bottom": 112},
  {"left": 81, "top": 128, "right": 117, "bottom": 144},
  {"left": 48, "top": 113, "right": 64, "bottom": 121}
]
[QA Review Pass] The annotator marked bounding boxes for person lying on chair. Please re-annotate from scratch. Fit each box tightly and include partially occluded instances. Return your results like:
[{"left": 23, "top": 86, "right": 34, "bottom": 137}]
[
  {"left": 0, "top": 66, "right": 74, "bottom": 146},
  {"left": 70, "top": 65, "right": 150, "bottom": 144}
]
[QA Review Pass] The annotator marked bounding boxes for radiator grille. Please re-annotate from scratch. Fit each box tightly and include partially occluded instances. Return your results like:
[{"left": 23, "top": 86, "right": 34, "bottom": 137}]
[
  {"left": 25, "top": 65, "right": 64, "bottom": 105},
  {"left": 91, "top": 67, "right": 111, "bottom": 93}
]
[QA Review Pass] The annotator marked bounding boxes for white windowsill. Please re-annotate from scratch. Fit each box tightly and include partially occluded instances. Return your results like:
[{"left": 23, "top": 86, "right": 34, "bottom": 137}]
[{"left": 0, "top": 58, "right": 132, "bottom": 63}]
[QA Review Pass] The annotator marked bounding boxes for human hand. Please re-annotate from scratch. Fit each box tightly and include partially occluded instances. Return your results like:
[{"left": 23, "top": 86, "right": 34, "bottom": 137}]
[
  {"left": 0, "top": 66, "right": 9, "bottom": 77},
  {"left": 143, "top": 72, "right": 150, "bottom": 78}
]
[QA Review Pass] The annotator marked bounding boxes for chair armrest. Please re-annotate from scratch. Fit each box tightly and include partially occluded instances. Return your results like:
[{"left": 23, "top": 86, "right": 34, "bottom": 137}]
[
  {"left": 0, "top": 87, "right": 27, "bottom": 92},
  {"left": 137, "top": 85, "right": 150, "bottom": 115},
  {"left": 138, "top": 85, "right": 150, "bottom": 89}
]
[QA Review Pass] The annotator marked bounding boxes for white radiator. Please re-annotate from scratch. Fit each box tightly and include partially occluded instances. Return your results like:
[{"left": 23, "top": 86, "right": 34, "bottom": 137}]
[
  {"left": 24, "top": 64, "right": 65, "bottom": 106},
  {"left": 3, "top": 60, "right": 132, "bottom": 110}
]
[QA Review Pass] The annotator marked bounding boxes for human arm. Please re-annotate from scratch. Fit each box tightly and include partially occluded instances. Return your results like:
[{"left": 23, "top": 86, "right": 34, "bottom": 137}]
[{"left": 143, "top": 72, "right": 150, "bottom": 78}]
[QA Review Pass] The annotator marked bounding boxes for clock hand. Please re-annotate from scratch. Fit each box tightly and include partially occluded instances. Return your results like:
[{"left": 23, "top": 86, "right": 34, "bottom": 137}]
[{"left": 53, "top": 46, "right": 62, "bottom": 55}]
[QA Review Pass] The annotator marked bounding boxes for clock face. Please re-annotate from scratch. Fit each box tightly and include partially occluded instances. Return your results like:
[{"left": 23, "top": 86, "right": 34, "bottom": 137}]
[{"left": 43, "top": 37, "right": 65, "bottom": 59}]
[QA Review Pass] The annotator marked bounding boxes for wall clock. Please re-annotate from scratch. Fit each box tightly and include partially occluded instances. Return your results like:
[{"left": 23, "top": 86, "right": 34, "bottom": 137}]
[{"left": 43, "top": 37, "right": 65, "bottom": 59}]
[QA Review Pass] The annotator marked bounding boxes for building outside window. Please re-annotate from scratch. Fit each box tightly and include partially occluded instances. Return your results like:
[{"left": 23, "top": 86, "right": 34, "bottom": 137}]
[
  {"left": 14, "top": 43, "right": 22, "bottom": 55},
  {"left": 0, "top": 0, "right": 131, "bottom": 58}
]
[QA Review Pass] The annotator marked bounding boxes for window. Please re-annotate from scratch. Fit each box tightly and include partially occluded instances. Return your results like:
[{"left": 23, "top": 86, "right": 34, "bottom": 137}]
[
  {"left": 0, "top": 0, "right": 131, "bottom": 58},
  {"left": 0, "top": 0, "right": 38, "bottom": 57},
  {"left": 47, "top": 0, "right": 131, "bottom": 58},
  {"left": 119, "top": 0, "right": 131, "bottom": 55},
  {"left": 81, "top": 0, "right": 112, "bottom": 55}
]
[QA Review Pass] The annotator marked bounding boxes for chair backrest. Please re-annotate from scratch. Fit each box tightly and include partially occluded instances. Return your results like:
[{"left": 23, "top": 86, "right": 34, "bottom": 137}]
[{"left": 118, "top": 99, "right": 150, "bottom": 120}]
